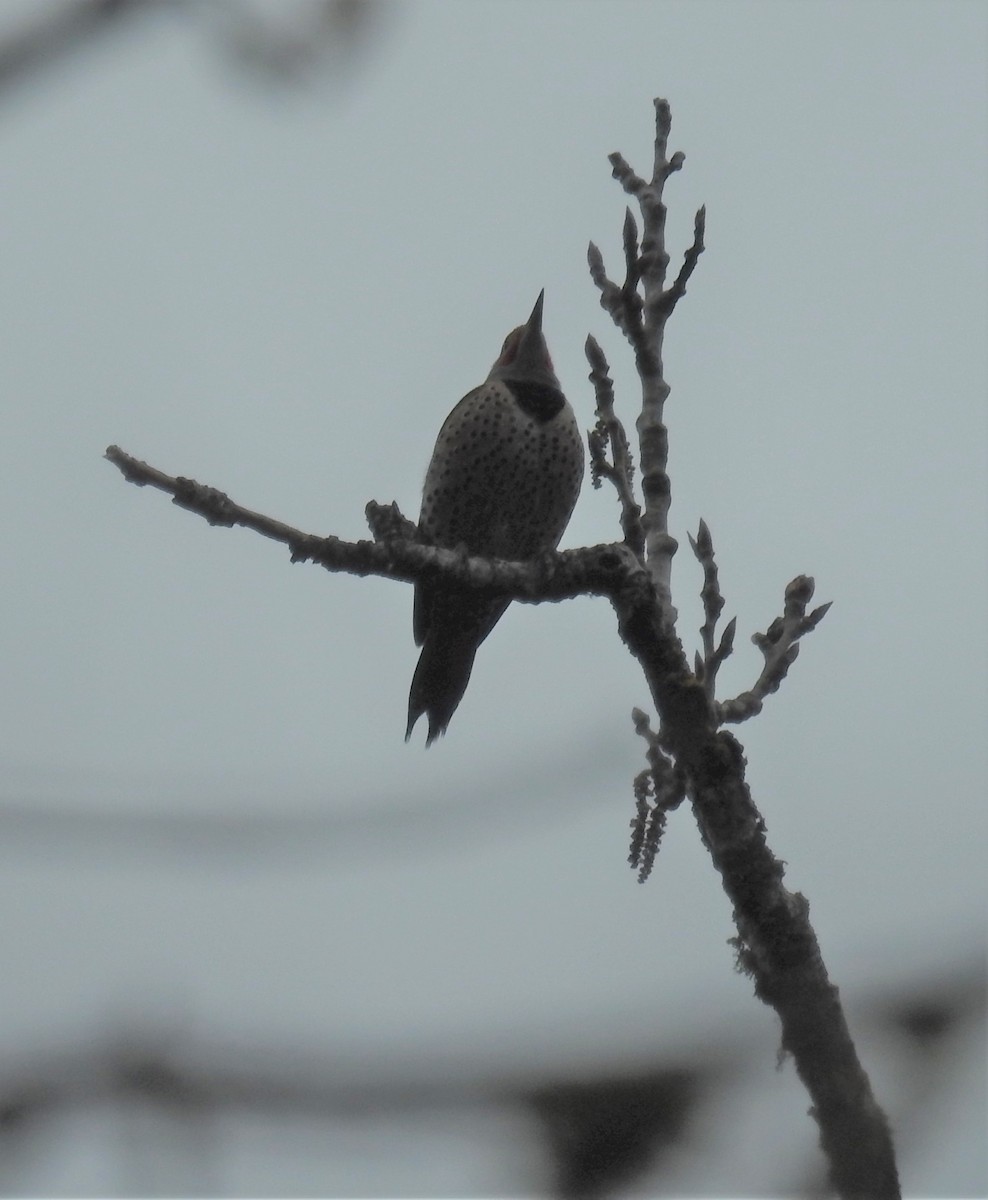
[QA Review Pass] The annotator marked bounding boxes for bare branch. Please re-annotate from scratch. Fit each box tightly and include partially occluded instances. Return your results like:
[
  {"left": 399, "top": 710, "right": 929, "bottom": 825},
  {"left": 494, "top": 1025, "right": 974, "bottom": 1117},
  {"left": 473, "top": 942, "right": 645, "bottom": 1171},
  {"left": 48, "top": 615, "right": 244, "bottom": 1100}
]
[
  {"left": 594, "top": 99, "right": 702, "bottom": 616},
  {"left": 655, "top": 205, "right": 707, "bottom": 319},
  {"left": 587, "top": 239, "right": 644, "bottom": 350},
  {"left": 715, "top": 616, "right": 737, "bottom": 671},
  {"left": 629, "top": 707, "right": 686, "bottom": 882},
  {"left": 620, "top": 207, "right": 644, "bottom": 313},
  {"left": 620, "top": 595, "right": 897, "bottom": 1197},
  {"left": 687, "top": 519, "right": 735, "bottom": 699},
  {"left": 365, "top": 499, "right": 417, "bottom": 542},
  {"left": 104, "top": 445, "right": 632, "bottom": 604},
  {"left": 608, "top": 151, "right": 646, "bottom": 198},
  {"left": 595, "top": 101, "right": 896, "bottom": 1198},
  {"left": 652, "top": 97, "right": 683, "bottom": 182},
  {"left": 587, "top": 240, "right": 620, "bottom": 314},
  {"left": 584, "top": 336, "right": 645, "bottom": 558},
  {"left": 716, "top": 576, "right": 833, "bottom": 724}
]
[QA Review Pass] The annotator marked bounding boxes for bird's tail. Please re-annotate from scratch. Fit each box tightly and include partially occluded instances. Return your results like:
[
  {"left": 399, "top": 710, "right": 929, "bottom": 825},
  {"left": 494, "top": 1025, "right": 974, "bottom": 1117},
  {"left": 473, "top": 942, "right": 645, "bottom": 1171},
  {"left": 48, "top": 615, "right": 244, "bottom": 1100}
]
[{"left": 405, "top": 626, "right": 481, "bottom": 746}]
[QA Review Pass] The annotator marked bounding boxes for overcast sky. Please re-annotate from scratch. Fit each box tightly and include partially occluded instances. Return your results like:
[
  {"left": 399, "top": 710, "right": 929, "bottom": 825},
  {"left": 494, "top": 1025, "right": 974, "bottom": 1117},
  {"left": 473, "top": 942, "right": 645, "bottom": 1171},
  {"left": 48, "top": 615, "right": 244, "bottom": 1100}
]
[{"left": 0, "top": 1, "right": 985, "bottom": 1195}]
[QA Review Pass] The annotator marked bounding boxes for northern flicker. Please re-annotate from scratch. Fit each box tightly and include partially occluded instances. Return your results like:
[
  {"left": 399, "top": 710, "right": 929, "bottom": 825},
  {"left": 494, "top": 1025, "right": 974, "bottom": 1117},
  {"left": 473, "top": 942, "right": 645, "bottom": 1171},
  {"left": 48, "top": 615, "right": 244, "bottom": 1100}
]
[{"left": 406, "top": 291, "right": 584, "bottom": 745}]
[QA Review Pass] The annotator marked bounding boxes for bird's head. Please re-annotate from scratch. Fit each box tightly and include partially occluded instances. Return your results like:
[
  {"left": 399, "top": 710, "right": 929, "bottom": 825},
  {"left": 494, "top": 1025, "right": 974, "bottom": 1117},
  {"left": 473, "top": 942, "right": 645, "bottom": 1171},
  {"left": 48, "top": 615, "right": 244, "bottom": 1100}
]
[{"left": 487, "top": 291, "right": 561, "bottom": 391}]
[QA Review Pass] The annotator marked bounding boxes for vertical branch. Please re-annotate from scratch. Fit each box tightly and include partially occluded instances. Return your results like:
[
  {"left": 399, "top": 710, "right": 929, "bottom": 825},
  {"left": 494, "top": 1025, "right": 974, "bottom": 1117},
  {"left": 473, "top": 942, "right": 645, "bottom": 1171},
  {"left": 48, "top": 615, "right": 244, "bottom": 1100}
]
[
  {"left": 606, "top": 98, "right": 705, "bottom": 621},
  {"left": 604, "top": 102, "right": 897, "bottom": 1199},
  {"left": 585, "top": 335, "right": 645, "bottom": 557}
]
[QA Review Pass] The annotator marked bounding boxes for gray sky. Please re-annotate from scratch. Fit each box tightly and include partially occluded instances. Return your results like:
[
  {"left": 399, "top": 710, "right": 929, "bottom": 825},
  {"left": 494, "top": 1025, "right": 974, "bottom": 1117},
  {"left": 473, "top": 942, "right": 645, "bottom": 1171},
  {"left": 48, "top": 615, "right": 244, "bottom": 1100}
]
[{"left": 0, "top": 1, "right": 985, "bottom": 1194}]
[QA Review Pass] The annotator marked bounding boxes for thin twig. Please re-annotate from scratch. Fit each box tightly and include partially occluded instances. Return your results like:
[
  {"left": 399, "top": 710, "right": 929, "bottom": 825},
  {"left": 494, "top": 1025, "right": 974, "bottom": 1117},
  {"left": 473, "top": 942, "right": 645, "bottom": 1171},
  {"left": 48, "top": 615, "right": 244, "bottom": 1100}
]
[
  {"left": 587, "top": 240, "right": 642, "bottom": 349},
  {"left": 629, "top": 707, "right": 686, "bottom": 882},
  {"left": 593, "top": 98, "right": 705, "bottom": 617},
  {"left": 716, "top": 576, "right": 832, "bottom": 723},
  {"left": 686, "top": 519, "right": 735, "bottom": 699},
  {"left": 656, "top": 205, "right": 707, "bottom": 318},
  {"left": 585, "top": 336, "right": 645, "bottom": 559}
]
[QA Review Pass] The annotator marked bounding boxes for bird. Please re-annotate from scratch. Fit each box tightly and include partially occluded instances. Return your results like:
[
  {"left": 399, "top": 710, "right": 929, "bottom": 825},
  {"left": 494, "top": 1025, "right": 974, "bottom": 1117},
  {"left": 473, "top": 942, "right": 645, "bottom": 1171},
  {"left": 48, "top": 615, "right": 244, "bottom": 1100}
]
[{"left": 406, "top": 291, "right": 584, "bottom": 745}]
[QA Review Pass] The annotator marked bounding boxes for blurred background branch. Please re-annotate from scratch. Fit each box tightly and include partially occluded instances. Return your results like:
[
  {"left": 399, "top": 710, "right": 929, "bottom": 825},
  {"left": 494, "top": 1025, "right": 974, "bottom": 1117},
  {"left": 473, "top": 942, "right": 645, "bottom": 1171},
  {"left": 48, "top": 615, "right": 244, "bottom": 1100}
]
[
  {"left": 0, "top": 963, "right": 981, "bottom": 1198},
  {"left": 0, "top": 0, "right": 384, "bottom": 96}
]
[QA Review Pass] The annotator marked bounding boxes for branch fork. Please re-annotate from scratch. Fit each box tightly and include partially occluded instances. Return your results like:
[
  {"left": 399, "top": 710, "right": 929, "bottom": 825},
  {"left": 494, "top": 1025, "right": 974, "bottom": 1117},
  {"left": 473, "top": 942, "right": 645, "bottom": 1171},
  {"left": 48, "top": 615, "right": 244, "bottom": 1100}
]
[{"left": 104, "top": 97, "right": 897, "bottom": 1200}]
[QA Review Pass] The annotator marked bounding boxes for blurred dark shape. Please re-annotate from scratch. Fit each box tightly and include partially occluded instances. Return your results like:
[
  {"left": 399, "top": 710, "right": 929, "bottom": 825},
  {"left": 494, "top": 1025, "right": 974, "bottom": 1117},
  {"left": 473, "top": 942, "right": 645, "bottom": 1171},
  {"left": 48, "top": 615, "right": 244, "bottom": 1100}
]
[
  {"left": 118, "top": 1050, "right": 204, "bottom": 1108},
  {"left": 0, "top": 0, "right": 389, "bottom": 96},
  {"left": 0, "top": 731, "right": 620, "bottom": 865},
  {"left": 0, "top": 0, "right": 156, "bottom": 93},
  {"left": 197, "top": 0, "right": 386, "bottom": 83},
  {"left": 893, "top": 998, "right": 960, "bottom": 1047},
  {"left": 530, "top": 1067, "right": 705, "bottom": 1199},
  {"left": 0, "top": 966, "right": 981, "bottom": 1197},
  {"left": 0, "top": 1086, "right": 50, "bottom": 1133}
]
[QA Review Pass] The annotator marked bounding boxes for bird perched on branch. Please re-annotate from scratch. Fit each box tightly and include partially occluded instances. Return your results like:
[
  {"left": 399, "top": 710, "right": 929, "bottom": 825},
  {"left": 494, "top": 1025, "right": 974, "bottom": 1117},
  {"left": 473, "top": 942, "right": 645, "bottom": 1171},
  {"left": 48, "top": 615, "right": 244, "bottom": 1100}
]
[{"left": 406, "top": 292, "right": 584, "bottom": 745}]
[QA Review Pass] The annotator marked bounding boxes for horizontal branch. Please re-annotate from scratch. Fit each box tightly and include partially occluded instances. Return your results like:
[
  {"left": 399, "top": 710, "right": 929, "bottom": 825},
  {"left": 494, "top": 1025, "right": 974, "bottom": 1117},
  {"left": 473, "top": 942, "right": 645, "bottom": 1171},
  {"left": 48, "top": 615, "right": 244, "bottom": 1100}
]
[{"left": 104, "top": 445, "right": 636, "bottom": 604}]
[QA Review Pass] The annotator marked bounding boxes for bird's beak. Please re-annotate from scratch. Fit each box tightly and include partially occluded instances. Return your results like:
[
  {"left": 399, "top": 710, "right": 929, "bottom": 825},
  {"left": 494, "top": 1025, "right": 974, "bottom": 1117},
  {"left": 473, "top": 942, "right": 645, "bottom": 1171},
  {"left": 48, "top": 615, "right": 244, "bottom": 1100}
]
[
  {"left": 514, "top": 290, "right": 546, "bottom": 363},
  {"left": 488, "top": 288, "right": 557, "bottom": 386},
  {"left": 526, "top": 289, "right": 545, "bottom": 335}
]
